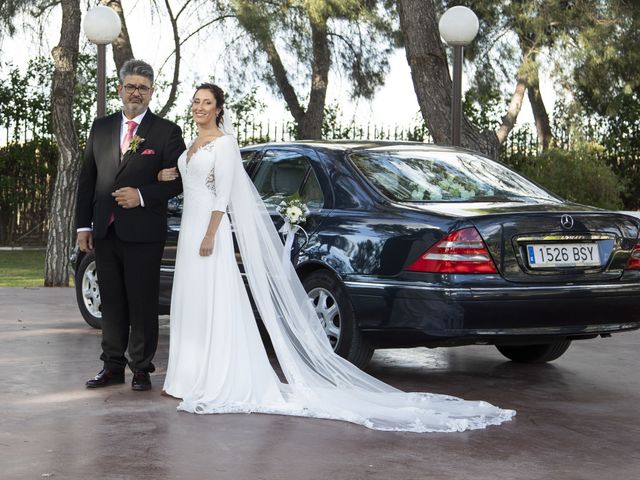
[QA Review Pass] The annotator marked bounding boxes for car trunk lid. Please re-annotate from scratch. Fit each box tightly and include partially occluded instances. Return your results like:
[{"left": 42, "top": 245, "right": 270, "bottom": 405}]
[{"left": 402, "top": 201, "right": 640, "bottom": 283}]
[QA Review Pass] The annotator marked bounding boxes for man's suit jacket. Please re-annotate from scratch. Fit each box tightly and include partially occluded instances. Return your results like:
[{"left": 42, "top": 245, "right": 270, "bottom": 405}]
[{"left": 76, "top": 111, "right": 185, "bottom": 242}]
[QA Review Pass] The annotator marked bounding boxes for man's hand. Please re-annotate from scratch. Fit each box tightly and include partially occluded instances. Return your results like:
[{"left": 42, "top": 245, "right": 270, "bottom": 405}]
[
  {"left": 112, "top": 187, "right": 141, "bottom": 209},
  {"left": 78, "top": 231, "right": 93, "bottom": 253}
]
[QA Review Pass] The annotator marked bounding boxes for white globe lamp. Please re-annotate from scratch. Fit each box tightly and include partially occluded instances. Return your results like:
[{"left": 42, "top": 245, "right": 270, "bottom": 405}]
[
  {"left": 83, "top": 6, "right": 122, "bottom": 117},
  {"left": 438, "top": 6, "right": 479, "bottom": 146}
]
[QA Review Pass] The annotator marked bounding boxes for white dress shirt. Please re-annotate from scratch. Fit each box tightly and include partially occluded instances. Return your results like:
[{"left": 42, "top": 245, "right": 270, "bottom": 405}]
[{"left": 120, "top": 110, "right": 147, "bottom": 146}]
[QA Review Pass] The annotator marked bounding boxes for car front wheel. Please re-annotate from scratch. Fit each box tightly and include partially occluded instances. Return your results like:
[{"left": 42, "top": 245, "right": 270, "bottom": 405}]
[
  {"left": 75, "top": 252, "right": 102, "bottom": 329},
  {"left": 302, "top": 270, "right": 374, "bottom": 369},
  {"left": 496, "top": 340, "right": 572, "bottom": 363}
]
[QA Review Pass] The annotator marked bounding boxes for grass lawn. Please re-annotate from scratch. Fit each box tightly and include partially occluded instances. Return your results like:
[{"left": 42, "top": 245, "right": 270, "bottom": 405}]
[
  {"left": 0, "top": 249, "right": 47, "bottom": 287},
  {"left": 0, "top": 249, "right": 75, "bottom": 287}
]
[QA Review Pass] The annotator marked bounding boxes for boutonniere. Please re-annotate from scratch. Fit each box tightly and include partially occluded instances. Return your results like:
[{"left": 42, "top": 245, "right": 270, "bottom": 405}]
[{"left": 127, "top": 135, "right": 145, "bottom": 154}]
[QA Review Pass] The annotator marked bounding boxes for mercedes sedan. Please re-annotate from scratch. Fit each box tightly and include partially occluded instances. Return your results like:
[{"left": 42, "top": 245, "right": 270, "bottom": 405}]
[{"left": 73, "top": 141, "right": 640, "bottom": 368}]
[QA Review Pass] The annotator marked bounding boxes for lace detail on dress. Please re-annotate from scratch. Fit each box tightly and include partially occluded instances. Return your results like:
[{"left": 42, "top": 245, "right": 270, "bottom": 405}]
[
  {"left": 205, "top": 164, "right": 216, "bottom": 195},
  {"left": 186, "top": 135, "right": 226, "bottom": 165}
]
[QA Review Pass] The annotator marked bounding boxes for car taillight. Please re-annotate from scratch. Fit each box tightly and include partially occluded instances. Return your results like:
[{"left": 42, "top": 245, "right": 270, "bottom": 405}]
[
  {"left": 406, "top": 227, "right": 498, "bottom": 274},
  {"left": 625, "top": 241, "right": 640, "bottom": 270}
]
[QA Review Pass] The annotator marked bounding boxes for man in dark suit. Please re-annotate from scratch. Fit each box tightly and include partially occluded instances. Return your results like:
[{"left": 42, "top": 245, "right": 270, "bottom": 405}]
[{"left": 76, "top": 59, "right": 185, "bottom": 391}]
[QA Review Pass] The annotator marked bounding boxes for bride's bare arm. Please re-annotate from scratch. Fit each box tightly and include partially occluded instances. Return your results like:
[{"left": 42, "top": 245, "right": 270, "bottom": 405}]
[
  {"left": 158, "top": 167, "right": 179, "bottom": 182},
  {"left": 199, "top": 212, "right": 225, "bottom": 256}
]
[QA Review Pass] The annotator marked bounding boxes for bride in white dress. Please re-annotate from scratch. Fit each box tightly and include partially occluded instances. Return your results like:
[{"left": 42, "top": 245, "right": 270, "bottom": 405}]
[{"left": 159, "top": 83, "right": 515, "bottom": 432}]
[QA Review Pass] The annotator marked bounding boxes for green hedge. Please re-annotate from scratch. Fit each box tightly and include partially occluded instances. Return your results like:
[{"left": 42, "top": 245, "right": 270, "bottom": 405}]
[
  {"left": 503, "top": 144, "right": 624, "bottom": 210},
  {"left": 0, "top": 139, "right": 58, "bottom": 244}
]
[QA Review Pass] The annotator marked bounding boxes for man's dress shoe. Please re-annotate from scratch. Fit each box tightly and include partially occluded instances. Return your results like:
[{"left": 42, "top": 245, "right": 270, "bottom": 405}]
[
  {"left": 132, "top": 371, "right": 152, "bottom": 391},
  {"left": 86, "top": 368, "right": 125, "bottom": 388}
]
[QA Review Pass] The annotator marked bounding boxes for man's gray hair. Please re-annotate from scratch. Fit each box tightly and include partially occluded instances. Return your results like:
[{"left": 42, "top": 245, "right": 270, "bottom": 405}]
[{"left": 119, "top": 59, "right": 154, "bottom": 85}]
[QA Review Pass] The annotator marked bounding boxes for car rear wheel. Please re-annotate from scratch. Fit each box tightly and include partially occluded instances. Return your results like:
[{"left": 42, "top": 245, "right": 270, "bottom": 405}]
[
  {"left": 496, "top": 340, "right": 572, "bottom": 363},
  {"left": 75, "top": 252, "right": 102, "bottom": 329},
  {"left": 302, "top": 270, "right": 374, "bottom": 369}
]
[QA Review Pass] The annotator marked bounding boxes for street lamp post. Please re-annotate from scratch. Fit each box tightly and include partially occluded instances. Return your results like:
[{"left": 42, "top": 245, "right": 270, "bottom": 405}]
[
  {"left": 438, "top": 6, "right": 479, "bottom": 147},
  {"left": 82, "top": 6, "right": 121, "bottom": 118}
]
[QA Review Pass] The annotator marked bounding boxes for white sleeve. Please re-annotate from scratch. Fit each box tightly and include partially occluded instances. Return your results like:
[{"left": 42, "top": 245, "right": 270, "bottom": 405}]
[
  {"left": 137, "top": 188, "right": 145, "bottom": 207},
  {"left": 207, "top": 136, "right": 240, "bottom": 213}
]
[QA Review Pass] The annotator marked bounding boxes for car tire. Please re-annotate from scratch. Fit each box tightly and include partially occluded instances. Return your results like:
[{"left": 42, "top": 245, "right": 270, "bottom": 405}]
[
  {"left": 302, "top": 270, "right": 374, "bottom": 370},
  {"left": 495, "top": 340, "right": 572, "bottom": 363},
  {"left": 75, "top": 252, "right": 103, "bottom": 329}
]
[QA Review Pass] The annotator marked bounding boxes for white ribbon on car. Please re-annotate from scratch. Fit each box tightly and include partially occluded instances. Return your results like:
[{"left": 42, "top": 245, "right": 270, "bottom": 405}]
[{"left": 279, "top": 221, "right": 308, "bottom": 278}]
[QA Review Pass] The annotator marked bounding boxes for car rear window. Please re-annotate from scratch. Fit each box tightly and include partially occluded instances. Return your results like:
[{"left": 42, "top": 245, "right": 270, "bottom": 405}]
[{"left": 349, "top": 149, "right": 560, "bottom": 203}]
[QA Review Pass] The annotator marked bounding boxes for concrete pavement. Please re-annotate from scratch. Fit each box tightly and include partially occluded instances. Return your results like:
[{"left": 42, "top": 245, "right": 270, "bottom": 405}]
[{"left": 1, "top": 286, "right": 639, "bottom": 479}]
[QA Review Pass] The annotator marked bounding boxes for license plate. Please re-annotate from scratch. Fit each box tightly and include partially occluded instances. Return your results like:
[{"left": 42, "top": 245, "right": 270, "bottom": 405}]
[{"left": 526, "top": 243, "right": 601, "bottom": 268}]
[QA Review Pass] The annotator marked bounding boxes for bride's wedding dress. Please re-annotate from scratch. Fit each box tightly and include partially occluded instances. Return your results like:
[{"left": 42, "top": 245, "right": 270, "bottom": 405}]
[{"left": 162, "top": 130, "right": 515, "bottom": 433}]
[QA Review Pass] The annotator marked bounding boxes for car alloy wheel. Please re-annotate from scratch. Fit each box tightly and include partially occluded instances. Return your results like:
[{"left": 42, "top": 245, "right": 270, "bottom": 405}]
[
  {"left": 308, "top": 286, "right": 341, "bottom": 349},
  {"left": 82, "top": 260, "right": 101, "bottom": 319},
  {"left": 75, "top": 253, "right": 102, "bottom": 329},
  {"left": 302, "top": 270, "right": 374, "bottom": 369}
]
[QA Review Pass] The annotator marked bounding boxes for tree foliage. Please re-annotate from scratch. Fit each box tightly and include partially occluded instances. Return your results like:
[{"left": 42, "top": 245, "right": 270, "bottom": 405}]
[
  {"left": 450, "top": 0, "right": 590, "bottom": 149},
  {"left": 569, "top": 0, "right": 640, "bottom": 118},
  {"left": 225, "top": 0, "right": 396, "bottom": 139}
]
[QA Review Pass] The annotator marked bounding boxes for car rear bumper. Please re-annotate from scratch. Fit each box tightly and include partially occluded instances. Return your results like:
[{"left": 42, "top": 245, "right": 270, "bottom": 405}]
[{"left": 345, "top": 278, "right": 640, "bottom": 347}]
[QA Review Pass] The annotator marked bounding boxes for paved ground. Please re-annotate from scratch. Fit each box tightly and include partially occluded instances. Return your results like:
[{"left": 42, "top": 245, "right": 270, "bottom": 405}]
[{"left": 1, "top": 286, "right": 639, "bottom": 480}]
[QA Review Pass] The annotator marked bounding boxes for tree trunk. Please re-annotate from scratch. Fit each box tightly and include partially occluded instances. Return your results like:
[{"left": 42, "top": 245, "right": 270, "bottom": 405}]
[
  {"left": 296, "top": 14, "right": 330, "bottom": 140},
  {"left": 157, "top": 0, "right": 181, "bottom": 118},
  {"left": 527, "top": 79, "right": 553, "bottom": 150},
  {"left": 397, "top": 0, "right": 499, "bottom": 158},
  {"left": 45, "top": 0, "right": 81, "bottom": 287},
  {"left": 496, "top": 61, "right": 529, "bottom": 144},
  {"left": 514, "top": 31, "right": 553, "bottom": 150},
  {"left": 234, "top": 4, "right": 329, "bottom": 140},
  {"left": 101, "top": 0, "right": 134, "bottom": 74}
]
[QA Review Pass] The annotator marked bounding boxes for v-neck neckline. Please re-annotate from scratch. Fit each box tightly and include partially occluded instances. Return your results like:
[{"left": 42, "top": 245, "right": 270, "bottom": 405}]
[{"left": 186, "top": 135, "right": 225, "bottom": 165}]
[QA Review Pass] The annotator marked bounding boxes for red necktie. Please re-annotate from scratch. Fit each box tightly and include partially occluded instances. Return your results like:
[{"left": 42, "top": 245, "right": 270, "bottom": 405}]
[{"left": 121, "top": 120, "right": 138, "bottom": 155}]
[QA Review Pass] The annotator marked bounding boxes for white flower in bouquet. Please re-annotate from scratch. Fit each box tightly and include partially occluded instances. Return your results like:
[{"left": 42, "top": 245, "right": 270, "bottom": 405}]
[
  {"left": 286, "top": 206, "right": 303, "bottom": 224},
  {"left": 277, "top": 195, "right": 309, "bottom": 226}
]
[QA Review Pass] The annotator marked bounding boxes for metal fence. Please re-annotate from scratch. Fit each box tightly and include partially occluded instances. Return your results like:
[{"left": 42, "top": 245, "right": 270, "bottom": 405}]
[{"left": 0, "top": 118, "right": 636, "bottom": 246}]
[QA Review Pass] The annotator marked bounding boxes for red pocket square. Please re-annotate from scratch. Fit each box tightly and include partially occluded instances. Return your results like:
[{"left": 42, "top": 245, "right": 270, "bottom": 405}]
[{"left": 141, "top": 149, "right": 155, "bottom": 155}]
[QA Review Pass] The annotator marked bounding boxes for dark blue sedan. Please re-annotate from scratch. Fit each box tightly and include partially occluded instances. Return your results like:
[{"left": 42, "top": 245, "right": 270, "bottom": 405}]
[{"left": 74, "top": 141, "right": 640, "bottom": 368}]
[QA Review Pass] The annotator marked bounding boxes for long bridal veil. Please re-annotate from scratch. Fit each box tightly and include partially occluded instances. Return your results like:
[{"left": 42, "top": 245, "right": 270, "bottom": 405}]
[{"left": 221, "top": 115, "right": 515, "bottom": 432}]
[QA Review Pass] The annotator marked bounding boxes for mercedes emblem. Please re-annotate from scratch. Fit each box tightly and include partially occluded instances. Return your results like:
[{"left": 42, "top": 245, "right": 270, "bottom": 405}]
[{"left": 560, "top": 214, "right": 574, "bottom": 230}]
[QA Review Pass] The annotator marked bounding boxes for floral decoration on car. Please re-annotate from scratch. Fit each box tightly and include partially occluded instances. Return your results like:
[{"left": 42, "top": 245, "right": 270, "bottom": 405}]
[{"left": 277, "top": 195, "right": 310, "bottom": 226}]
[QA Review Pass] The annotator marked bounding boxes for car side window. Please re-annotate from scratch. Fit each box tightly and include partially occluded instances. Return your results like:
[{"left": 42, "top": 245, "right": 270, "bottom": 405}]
[
  {"left": 240, "top": 149, "right": 260, "bottom": 173},
  {"left": 241, "top": 150, "right": 258, "bottom": 164},
  {"left": 252, "top": 150, "right": 317, "bottom": 208},
  {"left": 300, "top": 170, "right": 324, "bottom": 209}
]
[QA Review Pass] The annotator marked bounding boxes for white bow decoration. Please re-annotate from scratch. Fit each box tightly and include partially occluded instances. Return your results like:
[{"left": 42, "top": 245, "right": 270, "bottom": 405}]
[{"left": 276, "top": 198, "right": 310, "bottom": 277}]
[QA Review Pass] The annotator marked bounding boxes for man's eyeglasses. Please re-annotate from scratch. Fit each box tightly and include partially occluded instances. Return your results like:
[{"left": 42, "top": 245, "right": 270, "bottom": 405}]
[{"left": 123, "top": 84, "right": 152, "bottom": 95}]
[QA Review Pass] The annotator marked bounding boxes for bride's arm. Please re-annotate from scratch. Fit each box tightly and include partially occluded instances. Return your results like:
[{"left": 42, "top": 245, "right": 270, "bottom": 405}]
[
  {"left": 199, "top": 136, "right": 239, "bottom": 257},
  {"left": 158, "top": 167, "right": 179, "bottom": 182},
  {"left": 199, "top": 211, "right": 225, "bottom": 256}
]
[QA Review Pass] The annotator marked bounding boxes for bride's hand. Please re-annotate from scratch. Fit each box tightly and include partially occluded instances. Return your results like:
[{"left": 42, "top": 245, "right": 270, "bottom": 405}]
[
  {"left": 199, "top": 235, "right": 214, "bottom": 256},
  {"left": 158, "top": 167, "right": 179, "bottom": 182}
]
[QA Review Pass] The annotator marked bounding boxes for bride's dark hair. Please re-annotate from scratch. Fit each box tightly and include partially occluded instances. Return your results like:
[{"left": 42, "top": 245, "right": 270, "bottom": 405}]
[{"left": 194, "top": 83, "right": 225, "bottom": 127}]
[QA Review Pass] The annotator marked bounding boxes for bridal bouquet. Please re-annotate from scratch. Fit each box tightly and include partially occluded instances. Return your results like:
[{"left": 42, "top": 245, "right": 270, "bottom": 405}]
[{"left": 277, "top": 196, "right": 310, "bottom": 226}]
